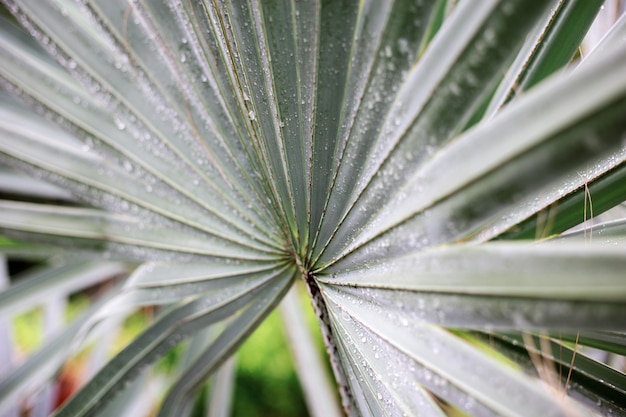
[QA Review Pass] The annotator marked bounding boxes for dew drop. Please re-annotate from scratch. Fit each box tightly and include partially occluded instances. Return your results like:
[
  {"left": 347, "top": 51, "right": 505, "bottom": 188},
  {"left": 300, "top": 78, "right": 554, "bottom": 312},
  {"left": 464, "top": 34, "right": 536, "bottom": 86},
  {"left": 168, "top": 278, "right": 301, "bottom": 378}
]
[
  {"left": 114, "top": 118, "right": 126, "bottom": 131},
  {"left": 341, "top": 309, "right": 351, "bottom": 322},
  {"left": 397, "top": 38, "right": 409, "bottom": 54}
]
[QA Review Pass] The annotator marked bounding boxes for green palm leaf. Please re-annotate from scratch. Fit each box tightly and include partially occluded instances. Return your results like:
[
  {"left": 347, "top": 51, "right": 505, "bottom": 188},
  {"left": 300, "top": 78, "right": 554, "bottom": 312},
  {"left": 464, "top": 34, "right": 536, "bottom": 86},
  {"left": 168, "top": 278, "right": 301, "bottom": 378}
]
[{"left": 0, "top": 0, "right": 625, "bottom": 416}]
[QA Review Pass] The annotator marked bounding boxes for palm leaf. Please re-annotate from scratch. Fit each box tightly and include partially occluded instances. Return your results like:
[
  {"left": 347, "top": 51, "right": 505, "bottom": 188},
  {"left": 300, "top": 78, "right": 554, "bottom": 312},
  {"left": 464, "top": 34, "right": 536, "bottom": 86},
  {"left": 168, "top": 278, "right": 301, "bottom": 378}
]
[{"left": 0, "top": 0, "right": 625, "bottom": 416}]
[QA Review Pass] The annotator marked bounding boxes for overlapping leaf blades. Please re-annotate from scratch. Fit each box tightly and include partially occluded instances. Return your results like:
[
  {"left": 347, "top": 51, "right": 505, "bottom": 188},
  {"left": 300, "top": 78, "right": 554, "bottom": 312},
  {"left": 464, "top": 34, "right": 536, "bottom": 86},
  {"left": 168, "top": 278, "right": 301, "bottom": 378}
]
[{"left": 0, "top": 0, "right": 625, "bottom": 416}]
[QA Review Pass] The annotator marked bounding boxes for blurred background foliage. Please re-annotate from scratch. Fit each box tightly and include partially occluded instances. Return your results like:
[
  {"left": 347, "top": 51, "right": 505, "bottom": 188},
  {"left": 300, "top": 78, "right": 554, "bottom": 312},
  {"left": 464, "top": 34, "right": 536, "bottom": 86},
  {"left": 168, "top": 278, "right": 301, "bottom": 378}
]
[{"left": 232, "top": 310, "right": 308, "bottom": 417}]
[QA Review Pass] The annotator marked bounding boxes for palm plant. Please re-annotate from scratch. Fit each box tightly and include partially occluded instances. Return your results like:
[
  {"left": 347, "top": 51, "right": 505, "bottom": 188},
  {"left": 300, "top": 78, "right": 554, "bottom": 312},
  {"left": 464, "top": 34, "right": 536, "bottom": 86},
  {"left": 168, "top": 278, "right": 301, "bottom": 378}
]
[{"left": 0, "top": 0, "right": 626, "bottom": 416}]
